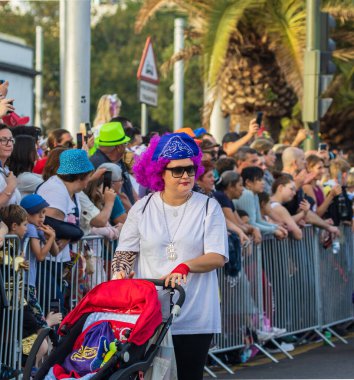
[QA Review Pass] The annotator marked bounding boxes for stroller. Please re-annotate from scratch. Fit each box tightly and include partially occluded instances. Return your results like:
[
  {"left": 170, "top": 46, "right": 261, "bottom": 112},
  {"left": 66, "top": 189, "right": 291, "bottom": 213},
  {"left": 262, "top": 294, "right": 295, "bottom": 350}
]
[{"left": 23, "top": 279, "right": 185, "bottom": 380}]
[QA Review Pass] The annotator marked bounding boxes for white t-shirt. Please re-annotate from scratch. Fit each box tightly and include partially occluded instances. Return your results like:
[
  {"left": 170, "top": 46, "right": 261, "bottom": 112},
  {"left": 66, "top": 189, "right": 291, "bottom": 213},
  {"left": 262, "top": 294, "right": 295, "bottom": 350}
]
[
  {"left": 37, "top": 176, "right": 81, "bottom": 262},
  {"left": 117, "top": 191, "right": 228, "bottom": 335},
  {"left": 0, "top": 169, "right": 21, "bottom": 205}
]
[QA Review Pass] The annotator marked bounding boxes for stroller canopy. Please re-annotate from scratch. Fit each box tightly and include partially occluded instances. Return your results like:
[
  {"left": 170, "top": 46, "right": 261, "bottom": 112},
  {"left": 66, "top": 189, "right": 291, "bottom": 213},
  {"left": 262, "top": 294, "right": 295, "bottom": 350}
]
[{"left": 59, "top": 280, "right": 163, "bottom": 346}]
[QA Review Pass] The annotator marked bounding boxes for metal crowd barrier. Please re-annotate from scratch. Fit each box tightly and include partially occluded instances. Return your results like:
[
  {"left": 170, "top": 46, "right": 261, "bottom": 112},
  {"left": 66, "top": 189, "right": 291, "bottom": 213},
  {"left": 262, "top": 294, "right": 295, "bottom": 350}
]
[
  {"left": 206, "top": 225, "right": 354, "bottom": 377},
  {"left": 34, "top": 235, "right": 116, "bottom": 315},
  {"left": 2, "top": 227, "right": 354, "bottom": 378},
  {"left": 0, "top": 234, "right": 117, "bottom": 377},
  {"left": 0, "top": 235, "right": 24, "bottom": 378},
  {"left": 316, "top": 225, "right": 354, "bottom": 344}
]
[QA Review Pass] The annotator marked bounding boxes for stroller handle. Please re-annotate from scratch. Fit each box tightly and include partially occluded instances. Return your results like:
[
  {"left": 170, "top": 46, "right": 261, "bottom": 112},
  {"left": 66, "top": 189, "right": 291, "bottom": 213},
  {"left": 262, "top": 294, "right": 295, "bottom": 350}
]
[{"left": 145, "top": 279, "right": 185, "bottom": 308}]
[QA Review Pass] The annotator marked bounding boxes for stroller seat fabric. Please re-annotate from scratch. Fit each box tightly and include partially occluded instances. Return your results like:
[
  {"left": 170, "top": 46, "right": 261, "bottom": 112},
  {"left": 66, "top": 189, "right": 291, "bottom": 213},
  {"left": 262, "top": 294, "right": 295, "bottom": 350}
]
[
  {"left": 40, "top": 280, "right": 163, "bottom": 380},
  {"left": 50, "top": 319, "right": 135, "bottom": 379}
]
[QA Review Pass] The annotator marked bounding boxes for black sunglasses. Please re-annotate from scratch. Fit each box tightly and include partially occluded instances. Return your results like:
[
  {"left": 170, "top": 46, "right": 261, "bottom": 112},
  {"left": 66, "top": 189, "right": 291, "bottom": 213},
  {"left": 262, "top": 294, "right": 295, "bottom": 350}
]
[{"left": 165, "top": 165, "right": 196, "bottom": 178}]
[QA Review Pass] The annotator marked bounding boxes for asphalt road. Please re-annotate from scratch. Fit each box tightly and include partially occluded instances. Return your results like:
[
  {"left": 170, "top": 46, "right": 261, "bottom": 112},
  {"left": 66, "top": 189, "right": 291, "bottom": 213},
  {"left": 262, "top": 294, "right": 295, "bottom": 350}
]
[{"left": 204, "top": 336, "right": 354, "bottom": 379}]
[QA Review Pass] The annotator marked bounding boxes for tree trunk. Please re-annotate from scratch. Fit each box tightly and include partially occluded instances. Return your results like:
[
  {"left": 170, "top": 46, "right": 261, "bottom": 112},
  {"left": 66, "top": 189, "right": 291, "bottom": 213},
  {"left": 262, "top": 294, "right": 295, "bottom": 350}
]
[{"left": 265, "top": 116, "right": 282, "bottom": 142}]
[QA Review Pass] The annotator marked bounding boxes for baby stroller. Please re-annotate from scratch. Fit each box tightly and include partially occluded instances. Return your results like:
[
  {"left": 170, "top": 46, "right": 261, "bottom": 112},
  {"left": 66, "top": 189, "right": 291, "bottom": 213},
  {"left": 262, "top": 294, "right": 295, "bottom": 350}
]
[{"left": 23, "top": 279, "right": 185, "bottom": 380}]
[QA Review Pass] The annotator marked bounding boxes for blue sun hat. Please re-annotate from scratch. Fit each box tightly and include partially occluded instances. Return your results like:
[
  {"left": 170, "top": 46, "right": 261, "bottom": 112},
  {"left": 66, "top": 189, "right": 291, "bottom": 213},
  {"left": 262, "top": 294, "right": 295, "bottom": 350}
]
[
  {"left": 57, "top": 149, "right": 94, "bottom": 175},
  {"left": 152, "top": 132, "right": 200, "bottom": 161},
  {"left": 20, "top": 194, "right": 49, "bottom": 215}
]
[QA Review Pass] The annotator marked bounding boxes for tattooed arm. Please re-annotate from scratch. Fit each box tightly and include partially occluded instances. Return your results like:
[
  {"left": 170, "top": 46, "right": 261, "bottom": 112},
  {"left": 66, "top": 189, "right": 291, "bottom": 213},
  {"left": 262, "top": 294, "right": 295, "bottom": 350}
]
[{"left": 111, "top": 250, "right": 138, "bottom": 279}]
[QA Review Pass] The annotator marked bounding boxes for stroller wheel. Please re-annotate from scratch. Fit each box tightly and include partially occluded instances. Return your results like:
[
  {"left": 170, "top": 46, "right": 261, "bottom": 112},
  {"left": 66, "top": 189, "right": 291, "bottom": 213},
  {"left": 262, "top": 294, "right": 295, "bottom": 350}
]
[{"left": 22, "top": 328, "right": 55, "bottom": 380}]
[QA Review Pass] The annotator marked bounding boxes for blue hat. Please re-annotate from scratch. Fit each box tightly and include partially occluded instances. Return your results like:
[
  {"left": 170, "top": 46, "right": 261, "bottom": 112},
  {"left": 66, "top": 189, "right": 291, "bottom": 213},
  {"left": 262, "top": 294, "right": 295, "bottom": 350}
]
[
  {"left": 20, "top": 194, "right": 49, "bottom": 215},
  {"left": 152, "top": 133, "right": 200, "bottom": 161},
  {"left": 194, "top": 127, "right": 207, "bottom": 138},
  {"left": 57, "top": 149, "right": 94, "bottom": 175}
]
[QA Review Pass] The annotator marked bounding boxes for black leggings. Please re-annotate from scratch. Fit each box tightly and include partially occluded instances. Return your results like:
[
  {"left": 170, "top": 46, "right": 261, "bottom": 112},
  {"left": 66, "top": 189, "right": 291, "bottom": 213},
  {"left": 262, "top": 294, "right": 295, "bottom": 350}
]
[{"left": 172, "top": 334, "right": 213, "bottom": 380}]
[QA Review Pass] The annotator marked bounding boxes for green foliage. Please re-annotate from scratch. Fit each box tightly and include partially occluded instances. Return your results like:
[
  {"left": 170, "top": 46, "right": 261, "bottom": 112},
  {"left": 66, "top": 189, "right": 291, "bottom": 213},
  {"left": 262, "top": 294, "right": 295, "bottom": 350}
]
[{"left": 0, "top": 0, "right": 203, "bottom": 134}]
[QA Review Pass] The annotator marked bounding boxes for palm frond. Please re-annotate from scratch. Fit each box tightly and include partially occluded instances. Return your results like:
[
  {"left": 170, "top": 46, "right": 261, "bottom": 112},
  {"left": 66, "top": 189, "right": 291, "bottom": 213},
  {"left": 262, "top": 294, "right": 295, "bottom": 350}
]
[
  {"left": 204, "top": 0, "right": 264, "bottom": 86},
  {"left": 322, "top": 0, "right": 354, "bottom": 21},
  {"left": 135, "top": 0, "right": 210, "bottom": 33},
  {"left": 333, "top": 48, "right": 354, "bottom": 61},
  {"left": 135, "top": 0, "right": 183, "bottom": 33},
  {"left": 160, "top": 45, "right": 202, "bottom": 76},
  {"left": 333, "top": 30, "right": 354, "bottom": 45},
  {"left": 264, "top": 0, "right": 306, "bottom": 100}
]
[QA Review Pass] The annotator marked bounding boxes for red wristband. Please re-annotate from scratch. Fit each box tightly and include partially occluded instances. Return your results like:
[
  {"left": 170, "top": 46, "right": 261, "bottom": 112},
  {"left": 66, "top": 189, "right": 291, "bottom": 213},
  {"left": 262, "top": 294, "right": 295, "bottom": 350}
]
[{"left": 171, "top": 263, "right": 190, "bottom": 276}]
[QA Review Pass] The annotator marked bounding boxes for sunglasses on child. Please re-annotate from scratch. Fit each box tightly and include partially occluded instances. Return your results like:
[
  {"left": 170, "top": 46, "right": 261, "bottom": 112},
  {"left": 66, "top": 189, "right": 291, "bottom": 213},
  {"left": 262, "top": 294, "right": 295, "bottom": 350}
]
[{"left": 165, "top": 165, "right": 196, "bottom": 178}]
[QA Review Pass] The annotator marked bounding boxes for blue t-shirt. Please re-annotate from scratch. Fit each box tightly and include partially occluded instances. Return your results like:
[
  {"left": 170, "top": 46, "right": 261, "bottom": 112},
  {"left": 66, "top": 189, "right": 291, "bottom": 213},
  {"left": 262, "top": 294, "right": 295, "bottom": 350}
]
[
  {"left": 24, "top": 223, "right": 46, "bottom": 287},
  {"left": 110, "top": 195, "right": 125, "bottom": 225}
]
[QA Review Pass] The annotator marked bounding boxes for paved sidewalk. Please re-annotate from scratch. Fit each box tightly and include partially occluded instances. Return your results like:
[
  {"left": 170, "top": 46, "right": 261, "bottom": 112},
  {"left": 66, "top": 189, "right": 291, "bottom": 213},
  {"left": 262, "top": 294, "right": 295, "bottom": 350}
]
[{"left": 204, "top": 336, "right": 354, "bottom": 379}]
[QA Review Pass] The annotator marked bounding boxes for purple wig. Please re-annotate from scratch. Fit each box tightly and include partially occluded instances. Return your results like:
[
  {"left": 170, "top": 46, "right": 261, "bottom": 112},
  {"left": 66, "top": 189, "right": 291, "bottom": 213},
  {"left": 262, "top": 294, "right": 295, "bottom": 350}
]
[{"left": 133, "top": 134, "right": 204, "bottom": 192}]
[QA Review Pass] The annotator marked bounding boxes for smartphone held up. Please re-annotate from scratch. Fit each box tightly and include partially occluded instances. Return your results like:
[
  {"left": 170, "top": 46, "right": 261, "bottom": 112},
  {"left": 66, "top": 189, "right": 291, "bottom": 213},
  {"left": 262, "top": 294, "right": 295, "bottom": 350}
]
[
  {"left": 103, "top": 171, "right": 112, "bottom": 190},
  {"left": 76, "top": 133, "right": 83, "bottom": 149}
]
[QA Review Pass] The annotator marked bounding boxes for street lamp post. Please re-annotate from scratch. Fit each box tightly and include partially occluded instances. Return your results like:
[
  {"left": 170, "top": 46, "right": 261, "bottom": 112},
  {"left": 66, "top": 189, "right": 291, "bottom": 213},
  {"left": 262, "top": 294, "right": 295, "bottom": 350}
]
[
  {"left": 173, "top": 18, "right": 184, "bottom": 131},
  {"left": 63, "top": 0, "right": 91, "bottom": 136}
]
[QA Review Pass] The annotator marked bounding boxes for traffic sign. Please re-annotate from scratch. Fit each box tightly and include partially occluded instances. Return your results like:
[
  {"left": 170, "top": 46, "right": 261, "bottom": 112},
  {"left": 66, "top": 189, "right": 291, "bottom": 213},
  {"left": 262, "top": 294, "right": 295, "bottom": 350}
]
[
  {"left": 138, "top": 80, "right": 158, "bottom": 107},
  {"left": 137, "top": 37, "right": 159, "bottom": 85}
]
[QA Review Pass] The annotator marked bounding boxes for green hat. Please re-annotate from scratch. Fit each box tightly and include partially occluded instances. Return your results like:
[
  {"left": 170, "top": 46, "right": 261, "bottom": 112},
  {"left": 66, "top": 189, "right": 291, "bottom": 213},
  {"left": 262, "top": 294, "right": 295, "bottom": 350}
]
[{"left": 98, "top": 122, "right": 131, "bottom": 147}]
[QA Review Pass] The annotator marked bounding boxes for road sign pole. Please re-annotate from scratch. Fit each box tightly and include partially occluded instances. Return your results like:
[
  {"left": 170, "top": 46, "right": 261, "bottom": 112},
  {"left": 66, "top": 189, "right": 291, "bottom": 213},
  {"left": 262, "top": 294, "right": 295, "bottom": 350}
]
[
  {"left": 141, "top": 103, "right": 148, "bottom": 136},
  {"left": 137, "top": 37, "right": 159, "bottom": 116}
]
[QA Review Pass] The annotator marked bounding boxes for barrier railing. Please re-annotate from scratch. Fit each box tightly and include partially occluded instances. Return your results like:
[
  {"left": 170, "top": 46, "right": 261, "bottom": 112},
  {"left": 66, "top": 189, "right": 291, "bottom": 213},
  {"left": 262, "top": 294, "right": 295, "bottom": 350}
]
[
  {"left": 0, "top": 235, "right": 24, "bottom": 378},
  {"left": 206, "top": 225, "right": 354, "bottom": 377},
  {"left": 316, "top": 225, "right": 354, "bottom": 344},
  {"left": 1, "top": 227, "right": 353, "bottom": 377}
]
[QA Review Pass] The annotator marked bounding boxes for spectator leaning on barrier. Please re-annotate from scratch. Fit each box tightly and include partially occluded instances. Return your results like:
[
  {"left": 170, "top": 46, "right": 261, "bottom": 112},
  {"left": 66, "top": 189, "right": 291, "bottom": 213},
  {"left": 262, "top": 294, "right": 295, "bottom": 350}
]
[
  {"left": 0, "top": 204, "right": 50, "bottom": 367},
  {"left": 323, "top": 158, "right": 353, "bottom": 227},
  {"left": 234, "top": 167, "right": 287, "bottom": 238},
  {"left": 0, "top": 124, "right": 21, "bottom": 206},
  {"left": 90, "top": 122, "right": 136, "bottom": 206},
  {"left": 281, "top": 147, "right": 340, "bottom": 236},
  {"left": 8, "top": 135, "right": 43, "bottom": 198},
  {"left": 36, "top": 149, "right": 94, "bottom": 309},
  {"left": 214, "top": 170, "right": 251, "bottom": 245},
  {"left": 268, "top": 174, "right": 304, "bottom": 240},
  {"left": 303, "top": 154, "right": 341, "bottom": 218},
  {"left": 251, "top": 138, "right": 276, "bottom": 194}
]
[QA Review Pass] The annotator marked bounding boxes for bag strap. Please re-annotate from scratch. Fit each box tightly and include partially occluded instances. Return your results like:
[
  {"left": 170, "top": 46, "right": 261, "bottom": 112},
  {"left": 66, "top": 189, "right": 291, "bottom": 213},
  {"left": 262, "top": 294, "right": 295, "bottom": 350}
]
[
  {"left": 142, "top": 193, "right": 154, "bottom": 214},
  {"left": 206, "top": 197, "right": 210, "bottom": 216}
]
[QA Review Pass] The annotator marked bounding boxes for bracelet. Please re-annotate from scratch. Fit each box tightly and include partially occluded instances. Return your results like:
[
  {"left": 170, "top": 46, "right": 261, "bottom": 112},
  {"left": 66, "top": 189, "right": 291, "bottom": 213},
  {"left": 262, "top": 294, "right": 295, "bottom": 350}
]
[{"left": 4, "top": 191, "right": 12, "bottom": 197}]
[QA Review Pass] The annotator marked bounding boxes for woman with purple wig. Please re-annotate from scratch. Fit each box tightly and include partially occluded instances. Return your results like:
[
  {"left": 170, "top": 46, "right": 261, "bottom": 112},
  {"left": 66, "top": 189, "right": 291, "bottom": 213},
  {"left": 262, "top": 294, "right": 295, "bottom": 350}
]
[{"left": 111, "top": 132, "right": 228, "bottom": 380}]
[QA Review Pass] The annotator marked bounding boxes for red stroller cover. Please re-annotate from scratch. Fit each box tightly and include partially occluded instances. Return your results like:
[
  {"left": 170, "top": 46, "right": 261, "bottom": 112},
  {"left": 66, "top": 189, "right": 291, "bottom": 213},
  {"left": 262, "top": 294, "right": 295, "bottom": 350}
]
[{"left": 59, "top": 279, "right": 163, "bottom": 346}]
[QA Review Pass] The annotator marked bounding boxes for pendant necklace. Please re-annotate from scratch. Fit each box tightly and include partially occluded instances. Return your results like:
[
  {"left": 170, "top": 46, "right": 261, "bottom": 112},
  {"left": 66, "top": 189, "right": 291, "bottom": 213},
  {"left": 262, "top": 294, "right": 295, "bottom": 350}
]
[{"left": 161, "top": 192, "right": 191, "bottom": 261}]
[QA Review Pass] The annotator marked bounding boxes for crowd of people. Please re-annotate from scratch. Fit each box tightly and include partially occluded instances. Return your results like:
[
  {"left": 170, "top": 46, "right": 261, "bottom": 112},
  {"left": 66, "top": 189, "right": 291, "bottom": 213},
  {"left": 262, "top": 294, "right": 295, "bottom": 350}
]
[{"left": 1, "top": 80, "right": 354, "bottom": 379}]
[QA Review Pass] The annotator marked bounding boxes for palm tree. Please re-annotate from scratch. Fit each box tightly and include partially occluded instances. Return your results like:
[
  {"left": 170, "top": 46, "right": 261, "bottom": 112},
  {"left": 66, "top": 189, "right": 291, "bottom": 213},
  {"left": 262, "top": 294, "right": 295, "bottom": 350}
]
[{"left": 136, "top": 0, "right": 354, "bottom": 142}]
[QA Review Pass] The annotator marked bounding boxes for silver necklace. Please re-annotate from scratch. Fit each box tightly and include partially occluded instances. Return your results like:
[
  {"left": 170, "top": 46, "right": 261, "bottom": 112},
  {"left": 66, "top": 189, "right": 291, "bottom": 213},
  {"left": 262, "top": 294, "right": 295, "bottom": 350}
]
[{"left": 161, "top": 192, "right": 191, "bottom": 261}]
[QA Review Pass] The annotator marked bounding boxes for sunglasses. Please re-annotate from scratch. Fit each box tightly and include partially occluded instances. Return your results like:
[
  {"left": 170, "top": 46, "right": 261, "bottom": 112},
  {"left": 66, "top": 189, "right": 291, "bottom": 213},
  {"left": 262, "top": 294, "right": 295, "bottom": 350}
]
[{"left": 165, "top": 165, "right": 196, "bottom": 178}]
